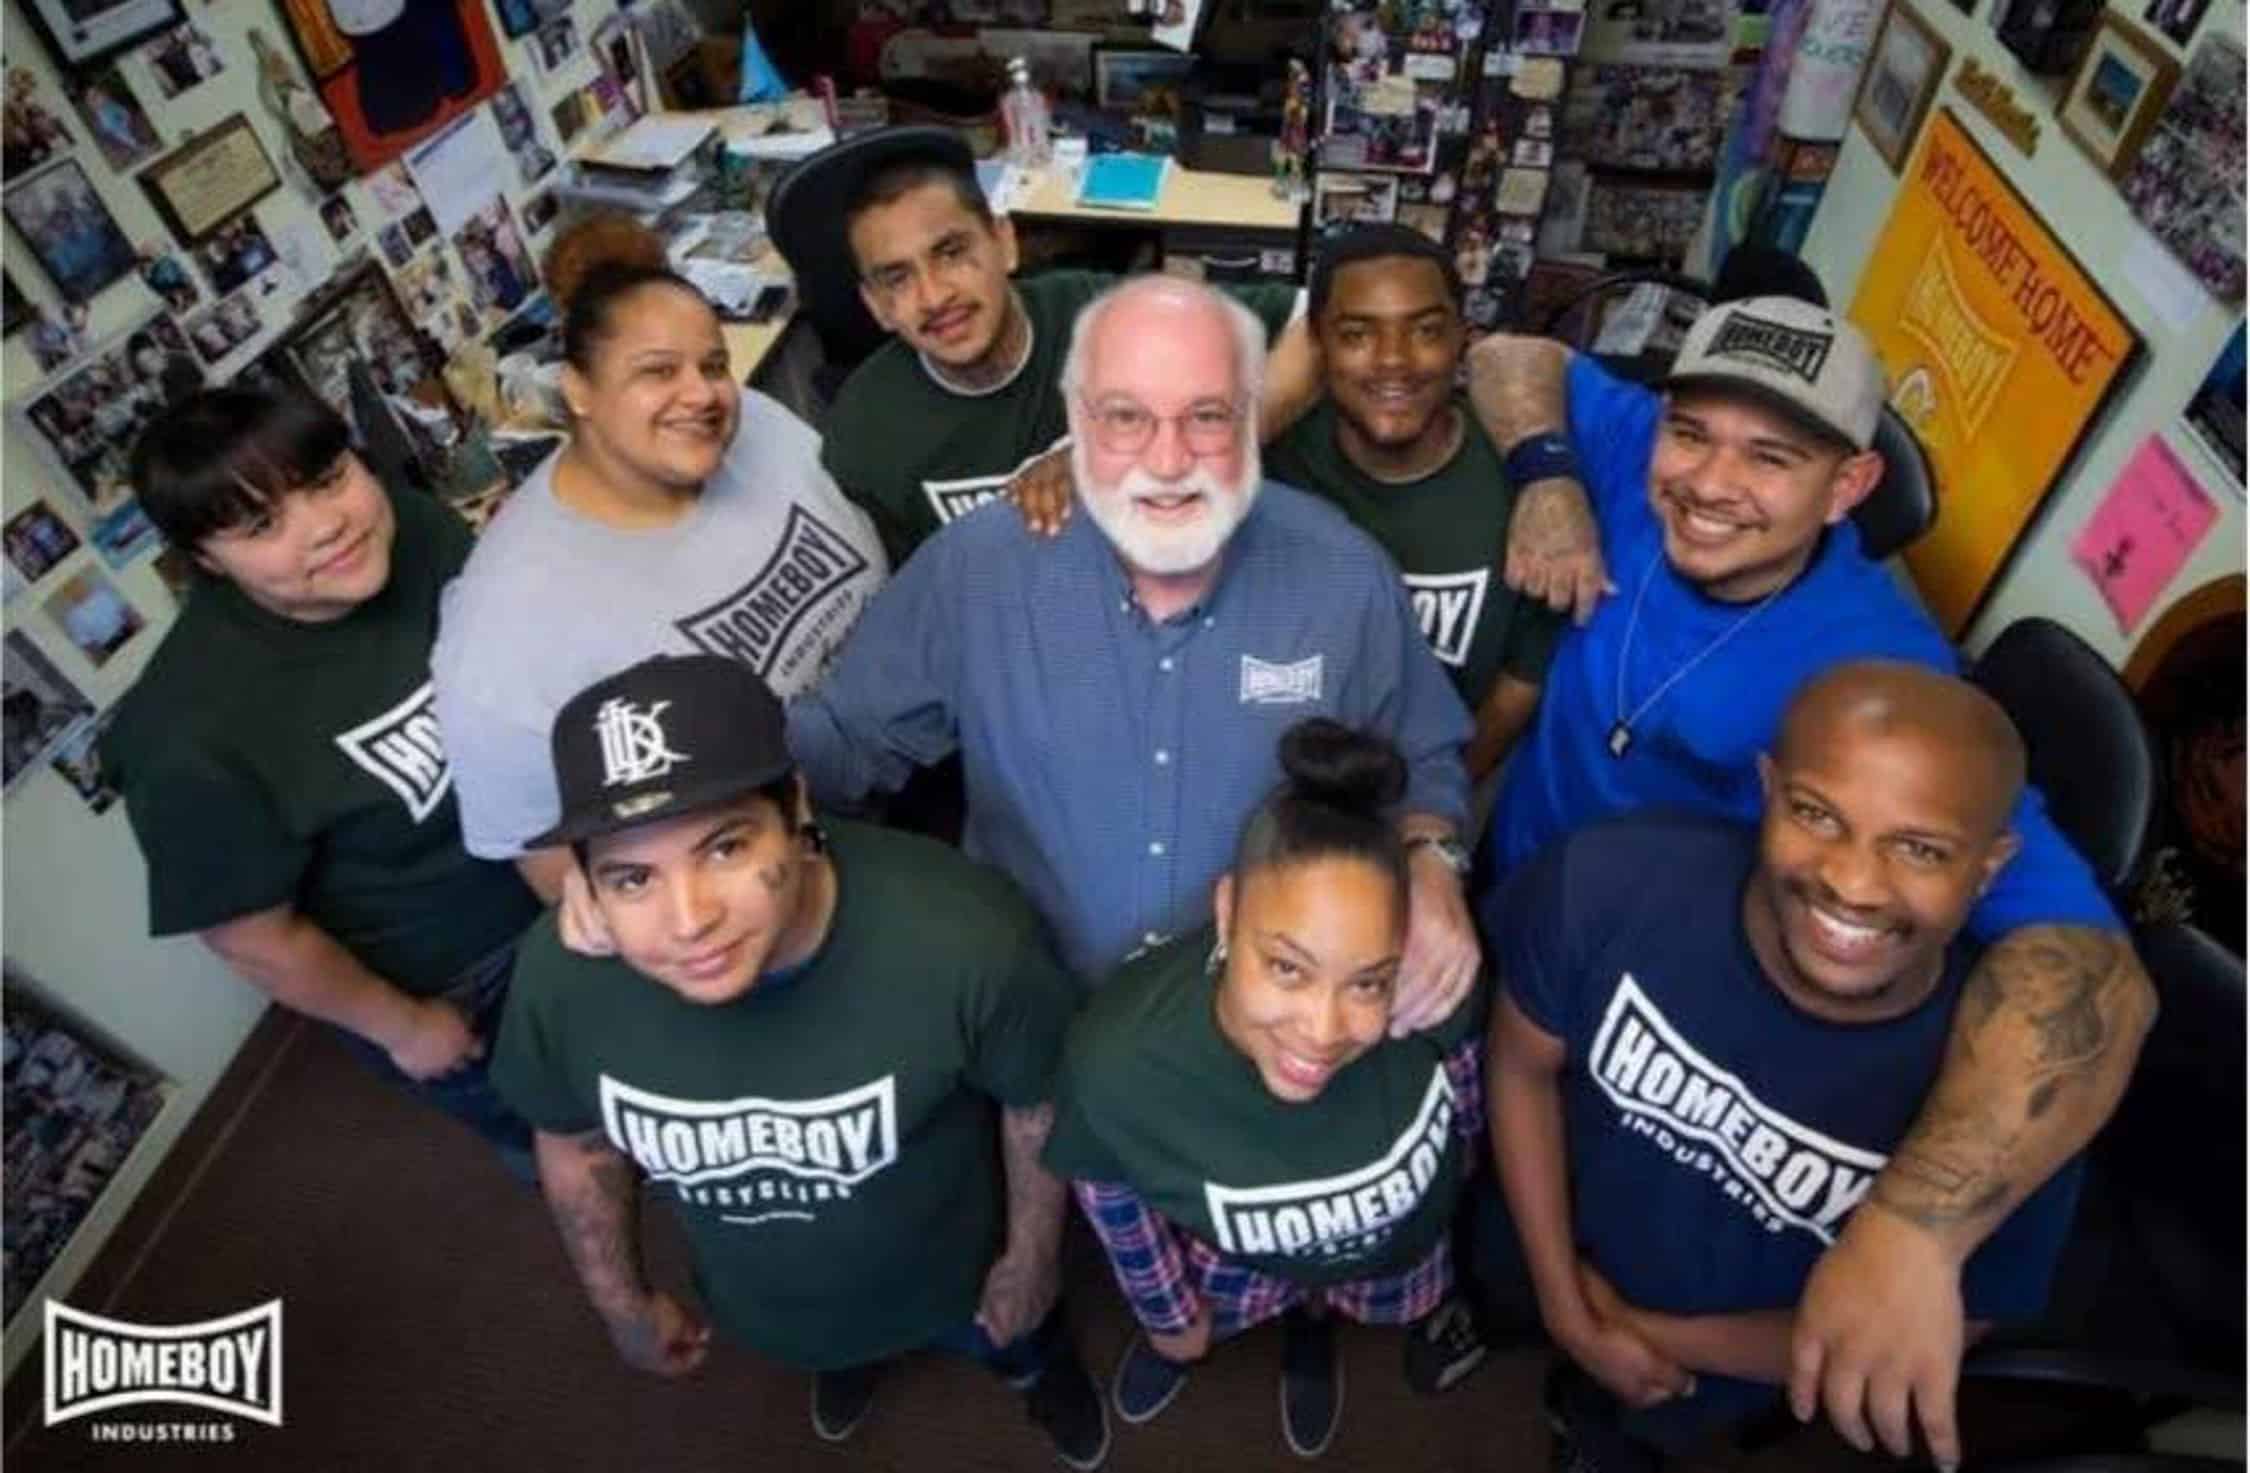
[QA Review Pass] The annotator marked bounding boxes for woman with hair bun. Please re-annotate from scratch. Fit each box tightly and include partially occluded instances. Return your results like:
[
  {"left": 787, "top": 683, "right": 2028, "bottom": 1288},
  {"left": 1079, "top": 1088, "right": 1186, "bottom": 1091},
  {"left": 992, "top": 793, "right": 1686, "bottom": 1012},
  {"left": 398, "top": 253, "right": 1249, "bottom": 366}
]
[
  {"left": 1044, "top": 719, "right": 1490, "bottom": 1459},
  {"left": 433, "top": 213, "right": 886, "bottom": 910}
]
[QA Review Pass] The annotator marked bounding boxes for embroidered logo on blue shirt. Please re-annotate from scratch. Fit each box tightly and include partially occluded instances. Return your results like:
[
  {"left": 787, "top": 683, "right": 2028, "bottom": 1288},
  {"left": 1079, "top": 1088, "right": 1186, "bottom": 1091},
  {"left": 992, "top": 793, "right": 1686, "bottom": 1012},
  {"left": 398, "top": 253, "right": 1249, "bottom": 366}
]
[{"left": 1240, "top": 653, "right": 1324, "bottom": 704}]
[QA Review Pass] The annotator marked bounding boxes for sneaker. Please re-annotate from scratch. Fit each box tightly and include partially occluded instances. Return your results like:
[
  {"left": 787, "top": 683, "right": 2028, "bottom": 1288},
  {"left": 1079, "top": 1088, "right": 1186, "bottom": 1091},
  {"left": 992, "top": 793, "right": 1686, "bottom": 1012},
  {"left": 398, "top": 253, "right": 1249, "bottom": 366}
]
[
  {"left": 1279, "top": 1308, "right": 1342, "bottom": 1458},
  {"left": 1110, "top": 1333, "right": 1191, "bottom": 1426},
  {"left": 1542, "top": 1361, "right": 1664, "bottom": 1473},
  {"left": 1403, "top": 1296, "right": 1490, "bottom": 1395},
  {"left": 811, "top": 1361, "right": 884, "bottom": 1442},
  {"left": 1024, "top": 1344, "right": 1111, "bottom": 1470}
]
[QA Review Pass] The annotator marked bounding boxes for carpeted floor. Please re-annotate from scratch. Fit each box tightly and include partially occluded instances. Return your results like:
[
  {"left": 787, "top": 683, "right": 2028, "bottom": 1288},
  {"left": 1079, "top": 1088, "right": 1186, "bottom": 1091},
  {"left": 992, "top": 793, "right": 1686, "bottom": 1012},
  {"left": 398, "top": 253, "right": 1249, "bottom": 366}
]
[{"left": 5, "top": 1011, "right": 1954, "bottom": 1472}]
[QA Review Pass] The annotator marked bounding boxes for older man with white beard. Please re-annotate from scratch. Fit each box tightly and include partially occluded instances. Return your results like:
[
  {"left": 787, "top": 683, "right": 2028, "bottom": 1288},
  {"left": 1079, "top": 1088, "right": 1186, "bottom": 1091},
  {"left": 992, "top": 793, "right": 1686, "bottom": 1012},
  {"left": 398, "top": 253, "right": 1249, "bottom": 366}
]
[{"left": 789, "top": 275, "right": 1480, "bottom": 1031}]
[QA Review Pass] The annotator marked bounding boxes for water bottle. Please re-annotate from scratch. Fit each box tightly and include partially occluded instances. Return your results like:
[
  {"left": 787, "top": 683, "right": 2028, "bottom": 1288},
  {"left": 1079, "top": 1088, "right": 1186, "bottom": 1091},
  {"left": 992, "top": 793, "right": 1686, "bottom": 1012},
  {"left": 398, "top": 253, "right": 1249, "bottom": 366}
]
[{"left": 1002, "top": 57, "right": 1051, "bottom": 170}]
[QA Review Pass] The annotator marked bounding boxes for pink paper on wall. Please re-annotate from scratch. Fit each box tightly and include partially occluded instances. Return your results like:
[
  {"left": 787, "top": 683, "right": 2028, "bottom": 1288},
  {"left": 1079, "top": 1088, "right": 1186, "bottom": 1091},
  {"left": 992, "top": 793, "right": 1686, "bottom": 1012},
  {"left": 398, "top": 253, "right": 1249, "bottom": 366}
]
[{"left": 2069, "top": 436, "right": 2221, "bottom": 634}]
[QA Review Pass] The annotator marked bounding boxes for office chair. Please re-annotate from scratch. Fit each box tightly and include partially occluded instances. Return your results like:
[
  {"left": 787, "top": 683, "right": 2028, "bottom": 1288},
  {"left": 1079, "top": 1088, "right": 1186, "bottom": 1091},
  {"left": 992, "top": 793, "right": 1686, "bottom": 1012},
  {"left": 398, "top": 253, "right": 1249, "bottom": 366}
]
[
  {"left": 764, "top": 125, "right": 969, "bottom": 405},
  {"left": 1960, "top": 921, "right": 2243, "bottom": 1468},
  {"left": 1970, "top": 617, "right": 2160, "bottom": 894},
  {"left": 1535, "top": 263, "right": 1939, "bottom": 562}
]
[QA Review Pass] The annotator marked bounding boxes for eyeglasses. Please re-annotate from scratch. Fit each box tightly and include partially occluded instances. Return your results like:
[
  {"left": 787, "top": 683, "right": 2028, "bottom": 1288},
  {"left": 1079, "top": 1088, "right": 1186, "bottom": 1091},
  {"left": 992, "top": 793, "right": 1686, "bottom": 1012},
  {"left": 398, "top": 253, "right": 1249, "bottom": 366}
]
[{"left": 1079, "top": 395, "right": 1245, "bottom": 456}]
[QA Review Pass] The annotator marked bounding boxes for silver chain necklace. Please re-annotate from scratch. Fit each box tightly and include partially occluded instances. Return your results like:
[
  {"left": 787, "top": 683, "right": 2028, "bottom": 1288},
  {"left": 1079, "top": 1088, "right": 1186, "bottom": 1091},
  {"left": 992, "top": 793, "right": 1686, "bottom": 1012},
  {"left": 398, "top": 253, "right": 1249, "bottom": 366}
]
[{"left": 1609, "top": 549, "right": 1785, "bottom": 758}]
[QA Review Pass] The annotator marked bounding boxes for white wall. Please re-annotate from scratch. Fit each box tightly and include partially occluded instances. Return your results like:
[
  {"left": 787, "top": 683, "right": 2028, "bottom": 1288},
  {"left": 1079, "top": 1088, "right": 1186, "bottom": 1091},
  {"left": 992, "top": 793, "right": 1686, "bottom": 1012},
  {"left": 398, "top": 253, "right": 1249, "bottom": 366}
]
[
  {"left": 1798, "top": 4, "right": 2246, "bottom": 665},
  {"left": 0, "top": 0, "right": 622, "bottom": 1378}
]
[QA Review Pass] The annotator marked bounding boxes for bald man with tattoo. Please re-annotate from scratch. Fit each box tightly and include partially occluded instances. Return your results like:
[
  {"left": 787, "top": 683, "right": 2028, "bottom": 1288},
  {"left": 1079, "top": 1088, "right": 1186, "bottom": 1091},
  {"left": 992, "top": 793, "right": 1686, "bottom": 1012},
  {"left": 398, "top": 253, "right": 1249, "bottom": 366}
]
[
  {"left": 1458, "top": 300, "right": 2153, "bottom": 1469},
  {"left": 1485, "top": 662, "right": 2085, "bottom": 1471}
]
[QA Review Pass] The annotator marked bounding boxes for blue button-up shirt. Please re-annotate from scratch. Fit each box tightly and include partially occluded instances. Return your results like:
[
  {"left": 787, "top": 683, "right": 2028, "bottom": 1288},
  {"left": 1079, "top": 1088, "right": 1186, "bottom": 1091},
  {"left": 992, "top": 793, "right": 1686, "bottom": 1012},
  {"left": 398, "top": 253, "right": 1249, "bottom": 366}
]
[{"left": 789, "top": 484, "right": 1473, "bottom": 980}]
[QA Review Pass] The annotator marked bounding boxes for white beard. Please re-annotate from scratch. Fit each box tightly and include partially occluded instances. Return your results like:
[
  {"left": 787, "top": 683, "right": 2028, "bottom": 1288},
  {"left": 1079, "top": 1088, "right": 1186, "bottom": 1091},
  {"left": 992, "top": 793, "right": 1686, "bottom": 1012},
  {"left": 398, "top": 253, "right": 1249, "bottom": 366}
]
[{"left": 1073, "top": 437, "right": 1262, "bottom": 578}]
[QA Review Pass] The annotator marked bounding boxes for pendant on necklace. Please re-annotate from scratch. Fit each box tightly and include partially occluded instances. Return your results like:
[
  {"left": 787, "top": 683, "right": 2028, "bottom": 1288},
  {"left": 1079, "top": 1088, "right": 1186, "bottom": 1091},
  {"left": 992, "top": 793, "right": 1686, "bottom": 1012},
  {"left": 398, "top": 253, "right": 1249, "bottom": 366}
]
[{"left": 1607, "top": 720, "right": 1632, "bottom": 758}]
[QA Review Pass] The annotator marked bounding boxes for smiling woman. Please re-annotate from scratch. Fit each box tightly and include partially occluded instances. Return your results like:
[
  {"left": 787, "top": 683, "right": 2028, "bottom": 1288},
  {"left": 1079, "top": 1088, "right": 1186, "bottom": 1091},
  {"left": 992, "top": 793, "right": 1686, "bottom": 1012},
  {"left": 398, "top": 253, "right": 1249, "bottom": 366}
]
[{"left": 429, "top": 214, "right": 889, "bottom": 900}]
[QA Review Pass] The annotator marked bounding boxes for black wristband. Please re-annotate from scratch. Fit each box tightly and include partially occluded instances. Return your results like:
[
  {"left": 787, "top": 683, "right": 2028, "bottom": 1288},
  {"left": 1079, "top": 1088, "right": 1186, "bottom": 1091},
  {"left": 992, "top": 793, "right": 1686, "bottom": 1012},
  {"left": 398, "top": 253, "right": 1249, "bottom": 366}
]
[{"left": 1502, "top": 431, "right": 1581, "bottom": 488}]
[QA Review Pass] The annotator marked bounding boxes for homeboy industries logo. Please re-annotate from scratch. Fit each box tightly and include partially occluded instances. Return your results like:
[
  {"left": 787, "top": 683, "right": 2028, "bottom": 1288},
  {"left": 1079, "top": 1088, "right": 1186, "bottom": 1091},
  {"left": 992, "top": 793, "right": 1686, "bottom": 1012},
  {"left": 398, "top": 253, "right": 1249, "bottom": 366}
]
[
  {"left": 1401, "top": 570, "right": 1489, "bottom": 668},
  {"left": 332, "top": 680, "right": 451, "bottom": 822},
  {"left": 1204, "top": 1067, "right": 1455, "bottom": 1263},
  {"left": 599, "top": 1075, "right": 900, "bottom": 1226},
  {"left": 1708, "top": 311, "right": 1833, "bottom": 384},
  {"left": 45, "top": 1299, "right": 282, "bottom": 1440},
  {"left": 674, "top": 506, "right": 872, "bottom": 677}
]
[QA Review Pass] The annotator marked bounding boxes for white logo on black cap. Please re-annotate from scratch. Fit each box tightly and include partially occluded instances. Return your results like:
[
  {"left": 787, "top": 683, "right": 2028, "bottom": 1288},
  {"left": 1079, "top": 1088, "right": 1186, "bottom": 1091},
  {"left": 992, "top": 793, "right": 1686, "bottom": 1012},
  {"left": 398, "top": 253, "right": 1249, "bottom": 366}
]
[
  {"left": 1707, "top": 311, "right": 1833, "bottom": 385},
  {"left": 594, "top": 699, "right": 689, "bottom": 787}
]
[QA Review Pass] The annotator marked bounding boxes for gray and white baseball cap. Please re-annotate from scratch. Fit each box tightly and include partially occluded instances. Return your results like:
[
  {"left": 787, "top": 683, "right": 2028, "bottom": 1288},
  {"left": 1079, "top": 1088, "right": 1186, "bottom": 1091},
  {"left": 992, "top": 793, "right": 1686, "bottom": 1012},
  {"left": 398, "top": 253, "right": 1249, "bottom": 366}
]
[{"left": 1664, "top": 295, "right": 1886, "bottom": 452}]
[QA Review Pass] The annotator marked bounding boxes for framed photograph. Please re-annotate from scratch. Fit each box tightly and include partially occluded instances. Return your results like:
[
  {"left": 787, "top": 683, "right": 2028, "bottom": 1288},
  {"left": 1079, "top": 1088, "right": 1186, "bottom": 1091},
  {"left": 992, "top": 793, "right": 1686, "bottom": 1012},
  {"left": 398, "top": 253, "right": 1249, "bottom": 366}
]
[
  {"left": 1854, "top": 0, "right": 1952, "bottom": 172},
  {"left": 15, "top": 309, "right": 204, "bottom": 518},
  {"left": 2, "top": 631, "right": 94, "bottom": 790},
  {"left": 4, "top": 501, "right": 82, "bottom": 585},
  {"left": 194, "top": 214, "right": 279, "bottom": 297},
  {"left": 63, "top": 63, "right": 161, "bottom": 172},
  {"left": 3, "top": 159, "right": 138, "bottom": 304},
  {"left": 42, "top": 567, "right": 143, "bottom": 669},
  {"left": 1092, "top": 46, "right": 1198, "bottom": 111},
  {"left": 180, "top": 290, "right": 264, "bottom": 366},
  {"left": 16, "top": 0, "right": 182, "bottom": 76},
  {"left": 2058, "top": 14, "right": 2180, "bottom": 179},
  {"left": 2, "top": 69, "right": 77, "bottom": 177},
  {"left": 2120, "top": 33, "right": 2245, "bottom": 300},
  {"left": 282, "top": 263, "right": 451, "bottom": 429},
  {"left": 2182, "top": 325, "right": 2244, "bottom": 486},
  {"left": 141, "top": 21, "right": 227, "bottom": 99},
  {"left": 138, "top": 113, "right": 282, "bottom": 246},
  {"left": 1313, "top": 170, "right": 1400, "bottom": 229}
]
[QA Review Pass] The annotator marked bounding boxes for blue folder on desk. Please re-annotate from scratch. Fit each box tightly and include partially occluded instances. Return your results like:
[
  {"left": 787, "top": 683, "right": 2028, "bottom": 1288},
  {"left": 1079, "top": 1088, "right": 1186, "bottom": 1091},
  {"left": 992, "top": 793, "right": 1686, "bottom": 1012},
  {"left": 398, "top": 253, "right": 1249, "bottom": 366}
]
[{"left": 1077, "top": 153, "right": 1170, "bottom": 211}]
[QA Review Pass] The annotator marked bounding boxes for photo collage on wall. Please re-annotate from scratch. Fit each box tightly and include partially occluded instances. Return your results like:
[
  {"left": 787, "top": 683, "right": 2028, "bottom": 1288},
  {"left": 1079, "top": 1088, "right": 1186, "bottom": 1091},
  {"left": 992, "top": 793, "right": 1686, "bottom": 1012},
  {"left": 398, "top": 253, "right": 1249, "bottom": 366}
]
[{"left": 1320, "top": 0, "right": 1494, "bottom": 238}]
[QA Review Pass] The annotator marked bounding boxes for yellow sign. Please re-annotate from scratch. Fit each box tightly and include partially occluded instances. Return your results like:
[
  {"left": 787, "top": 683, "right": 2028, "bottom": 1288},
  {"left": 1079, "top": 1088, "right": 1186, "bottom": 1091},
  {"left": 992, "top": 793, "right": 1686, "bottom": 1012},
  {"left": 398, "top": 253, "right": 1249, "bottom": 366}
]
[{"left": 1850, "top": 109, "right": 2140, "bottom": 634}]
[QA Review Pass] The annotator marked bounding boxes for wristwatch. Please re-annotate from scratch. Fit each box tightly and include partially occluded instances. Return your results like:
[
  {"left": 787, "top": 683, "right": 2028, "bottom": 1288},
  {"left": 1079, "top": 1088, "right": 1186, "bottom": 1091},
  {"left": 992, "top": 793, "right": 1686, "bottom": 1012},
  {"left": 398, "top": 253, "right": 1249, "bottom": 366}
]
[{"left": 1405, "top": 834, "right": 1472, "bottom": 875}]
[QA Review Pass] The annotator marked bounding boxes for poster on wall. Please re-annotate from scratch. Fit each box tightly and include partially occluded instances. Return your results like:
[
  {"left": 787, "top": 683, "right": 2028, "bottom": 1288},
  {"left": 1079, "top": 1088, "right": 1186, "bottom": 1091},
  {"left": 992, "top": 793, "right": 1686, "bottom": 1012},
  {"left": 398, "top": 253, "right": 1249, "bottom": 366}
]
[
  {"left": 1849, "top": 109, "right": 2142, "bottom": 635},
  {"left": 270, "top": 0, "right": 510, "bottom": 174},
  {"left": 2068, "top": 435, "right": 2219, "bottom": 634}
]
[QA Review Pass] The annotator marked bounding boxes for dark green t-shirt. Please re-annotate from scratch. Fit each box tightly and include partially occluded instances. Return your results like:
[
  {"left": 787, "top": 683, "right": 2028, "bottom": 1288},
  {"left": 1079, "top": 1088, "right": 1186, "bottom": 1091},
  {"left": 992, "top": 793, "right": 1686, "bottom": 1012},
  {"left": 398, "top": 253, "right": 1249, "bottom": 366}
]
[
  {"left": 490, "top": 820, "right": 1079, "bottom": 1371},
  {"left": 822, "top": 271, "right": 1302, "bottom": 565},
  {"left": 1044, "top": 927, "right": 1481, "bottom": 1287},
  {"left": 1264, "top": 398, "right": 1565, "bottom": 709},
  {"left": 102, "top": 485, "right": 538, "bottom": 995}
]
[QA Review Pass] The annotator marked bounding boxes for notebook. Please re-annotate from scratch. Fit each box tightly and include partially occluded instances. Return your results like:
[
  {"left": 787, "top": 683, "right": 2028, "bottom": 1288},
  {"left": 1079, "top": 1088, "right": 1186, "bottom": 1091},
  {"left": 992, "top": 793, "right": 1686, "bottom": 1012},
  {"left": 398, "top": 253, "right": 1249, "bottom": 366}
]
[{"left": 1076, "top": 153, "right": 1170, "bottom": 211}]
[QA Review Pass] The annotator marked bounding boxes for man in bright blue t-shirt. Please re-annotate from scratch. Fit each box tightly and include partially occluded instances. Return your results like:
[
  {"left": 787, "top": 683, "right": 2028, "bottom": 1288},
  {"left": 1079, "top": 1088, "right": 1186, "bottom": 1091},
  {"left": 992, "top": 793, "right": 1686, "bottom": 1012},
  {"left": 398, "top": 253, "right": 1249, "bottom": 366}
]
[
  {"left": 1486, "top": 662, "right": 2081, "bottom": 1469},
  {"left": 1458, "top": 294, "right": 2152, "bottom": 1468}
]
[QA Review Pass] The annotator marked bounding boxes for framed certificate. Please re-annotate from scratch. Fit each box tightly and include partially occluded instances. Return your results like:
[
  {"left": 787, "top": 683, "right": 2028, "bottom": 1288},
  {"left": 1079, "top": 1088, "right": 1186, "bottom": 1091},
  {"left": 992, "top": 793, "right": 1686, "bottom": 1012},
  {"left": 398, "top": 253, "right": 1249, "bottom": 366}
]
[{"left": 138, "top": 113, "right": 284, "bottom": 246}]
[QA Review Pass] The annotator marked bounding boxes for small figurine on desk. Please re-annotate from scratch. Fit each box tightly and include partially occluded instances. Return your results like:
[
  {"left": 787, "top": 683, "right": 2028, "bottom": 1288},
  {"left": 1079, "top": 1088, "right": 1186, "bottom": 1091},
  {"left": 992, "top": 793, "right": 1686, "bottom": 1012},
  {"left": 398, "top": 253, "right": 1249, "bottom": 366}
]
[{"left": 1273, "top": 58, "right": 1311, "bottom": 201}]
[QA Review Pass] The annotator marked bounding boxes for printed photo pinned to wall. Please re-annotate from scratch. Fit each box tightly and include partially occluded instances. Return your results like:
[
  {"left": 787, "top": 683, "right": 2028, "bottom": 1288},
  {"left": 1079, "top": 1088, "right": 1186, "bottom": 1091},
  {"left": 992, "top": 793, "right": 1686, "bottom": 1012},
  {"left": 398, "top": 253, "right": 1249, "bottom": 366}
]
[
  {"left": 43, "top": 567, "right": 144, "bottom": 670},
  {"left": 143, "top": 21, "right": 227, "bottom": 99},
  {"left": 550, "top": 90, "right": 588, "bottom": 146},
  {"left": 65, "top": 63, "right": 162, "bottom": 172},
  {"left": 376, "top": 220, "right": 413, "bottom": 269},
  {"left": 2070, "top": 435, "right": 2219, "bottom": 633},
  {"left": 1324, "top": 79, "right": 1444, "bottom": 173},
  {"left": 402, "top": 208, "right": 438, "bottom": 248},
  {"left": 180, "top": 289, "right": 263, "bottom": 366},
  {"left": 452, "top": 196, "right": 539, "bottom": 330},
  {"left": 2182, "top": 325, "right": 2245, "bottom": 488},
  {"left": 2, "top": 66, "right": 76, "bottom": 178},
  {"left": 2120, "top": 33, "right": 2244, "bottom": 301},
  {"left": 2140, "top": 0, "right": 2211, "bottom": 48},
  {"left": 16, "top": 310, "right": 202, "bottom": 519},
  {"left": 1514, "top": 7, "right": 1587, "bottom": 56},
  {"left": 521, "top": 189, "right": 560, "bottom": 238},
  {"left": 2, "top": 631, "right": 93, "bottom": 790},
  {"left": 530, "top": 15, "right": 582, "bottom": 74},
  {"left": 1314, "top": 170, "right": 1401, "bottom": 230},
  {"left": 366, "top": 162, "right": 425, "bottom": 218},
  {"left": 46, "top": 709, "right": 119, "bottom": 814},
  {"left": 1564, "top": 65, "right": 1732, "bottom": 172},
  {"left": 90, "top": 499, "right": 162, "bottom": 571},
  {"left": 194, "top": 213, "right": 280, "bottom": 297},
  {"left": 319, "top": 193, "right": 360, "bottom": 244},
  {"left": 4, "top": 501, "right": 82, "bottom": 587},
  {"left": 494, "top": 0, "right": 574, "bottom": 41},
  {"left": 22, "top": 302, "right": 89, "bottom": 375},
  {"left": 137, "top": 246, "right": 199, "bottom": 314},
  {"left": 4, "top": 159, "right": 139, "bottom": 305}
]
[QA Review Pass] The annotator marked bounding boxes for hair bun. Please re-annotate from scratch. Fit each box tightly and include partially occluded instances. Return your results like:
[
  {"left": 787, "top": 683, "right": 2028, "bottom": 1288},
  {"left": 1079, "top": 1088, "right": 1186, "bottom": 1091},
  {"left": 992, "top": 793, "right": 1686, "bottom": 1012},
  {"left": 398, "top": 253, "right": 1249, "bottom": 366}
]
[
  {"left": 1277, "top": 718, "right": 1407, "bottom": 815},
  {"left": 542, "top": 212, "right": 671, "bottom": 314}
]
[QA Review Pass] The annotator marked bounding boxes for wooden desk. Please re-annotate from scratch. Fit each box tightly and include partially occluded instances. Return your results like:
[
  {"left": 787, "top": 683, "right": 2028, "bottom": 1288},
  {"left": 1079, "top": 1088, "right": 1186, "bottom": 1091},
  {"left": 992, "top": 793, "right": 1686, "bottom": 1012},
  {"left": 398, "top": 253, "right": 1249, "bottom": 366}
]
[
  {"left": 1010, "top": 162, "right": 1302, "bottom": 232},
  {"left": 722, "top": 309, "right": 793, "bottom": 383}
]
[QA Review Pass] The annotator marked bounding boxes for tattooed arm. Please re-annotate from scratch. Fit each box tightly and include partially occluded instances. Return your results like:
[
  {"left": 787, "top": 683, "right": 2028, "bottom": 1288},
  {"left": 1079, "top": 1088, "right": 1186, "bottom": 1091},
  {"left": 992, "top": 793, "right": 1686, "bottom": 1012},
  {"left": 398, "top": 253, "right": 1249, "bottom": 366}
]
[
  {"left": 1464, "top": 333, "right": 1613, "bottom": 626},
  {"left": 535, "top": 1128, "right": 711, "bottom": 1377},
  {"left": 976, "top": 1103, "right": 1067, "bottom": 1347},
  {"left": 1790, "top": 924, "right": 2153, "bottom": 1469}
]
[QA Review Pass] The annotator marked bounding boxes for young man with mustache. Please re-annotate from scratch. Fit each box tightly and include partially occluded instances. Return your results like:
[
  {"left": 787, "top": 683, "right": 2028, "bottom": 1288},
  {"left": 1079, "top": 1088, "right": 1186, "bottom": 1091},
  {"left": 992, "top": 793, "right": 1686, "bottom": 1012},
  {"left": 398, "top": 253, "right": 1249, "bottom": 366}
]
[
  {"left": 816, "top": 130, "right": 1306, "bottom": 566},
  {"left": 1461, "top": 300, "right": 2153, "bottom": 1469},
  {"left": 789, "top": 275, "right": 1481, "bottom": 1036},
  {"left": 1485, "top": 661, "right": 2081, "bottom": 1472}
]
